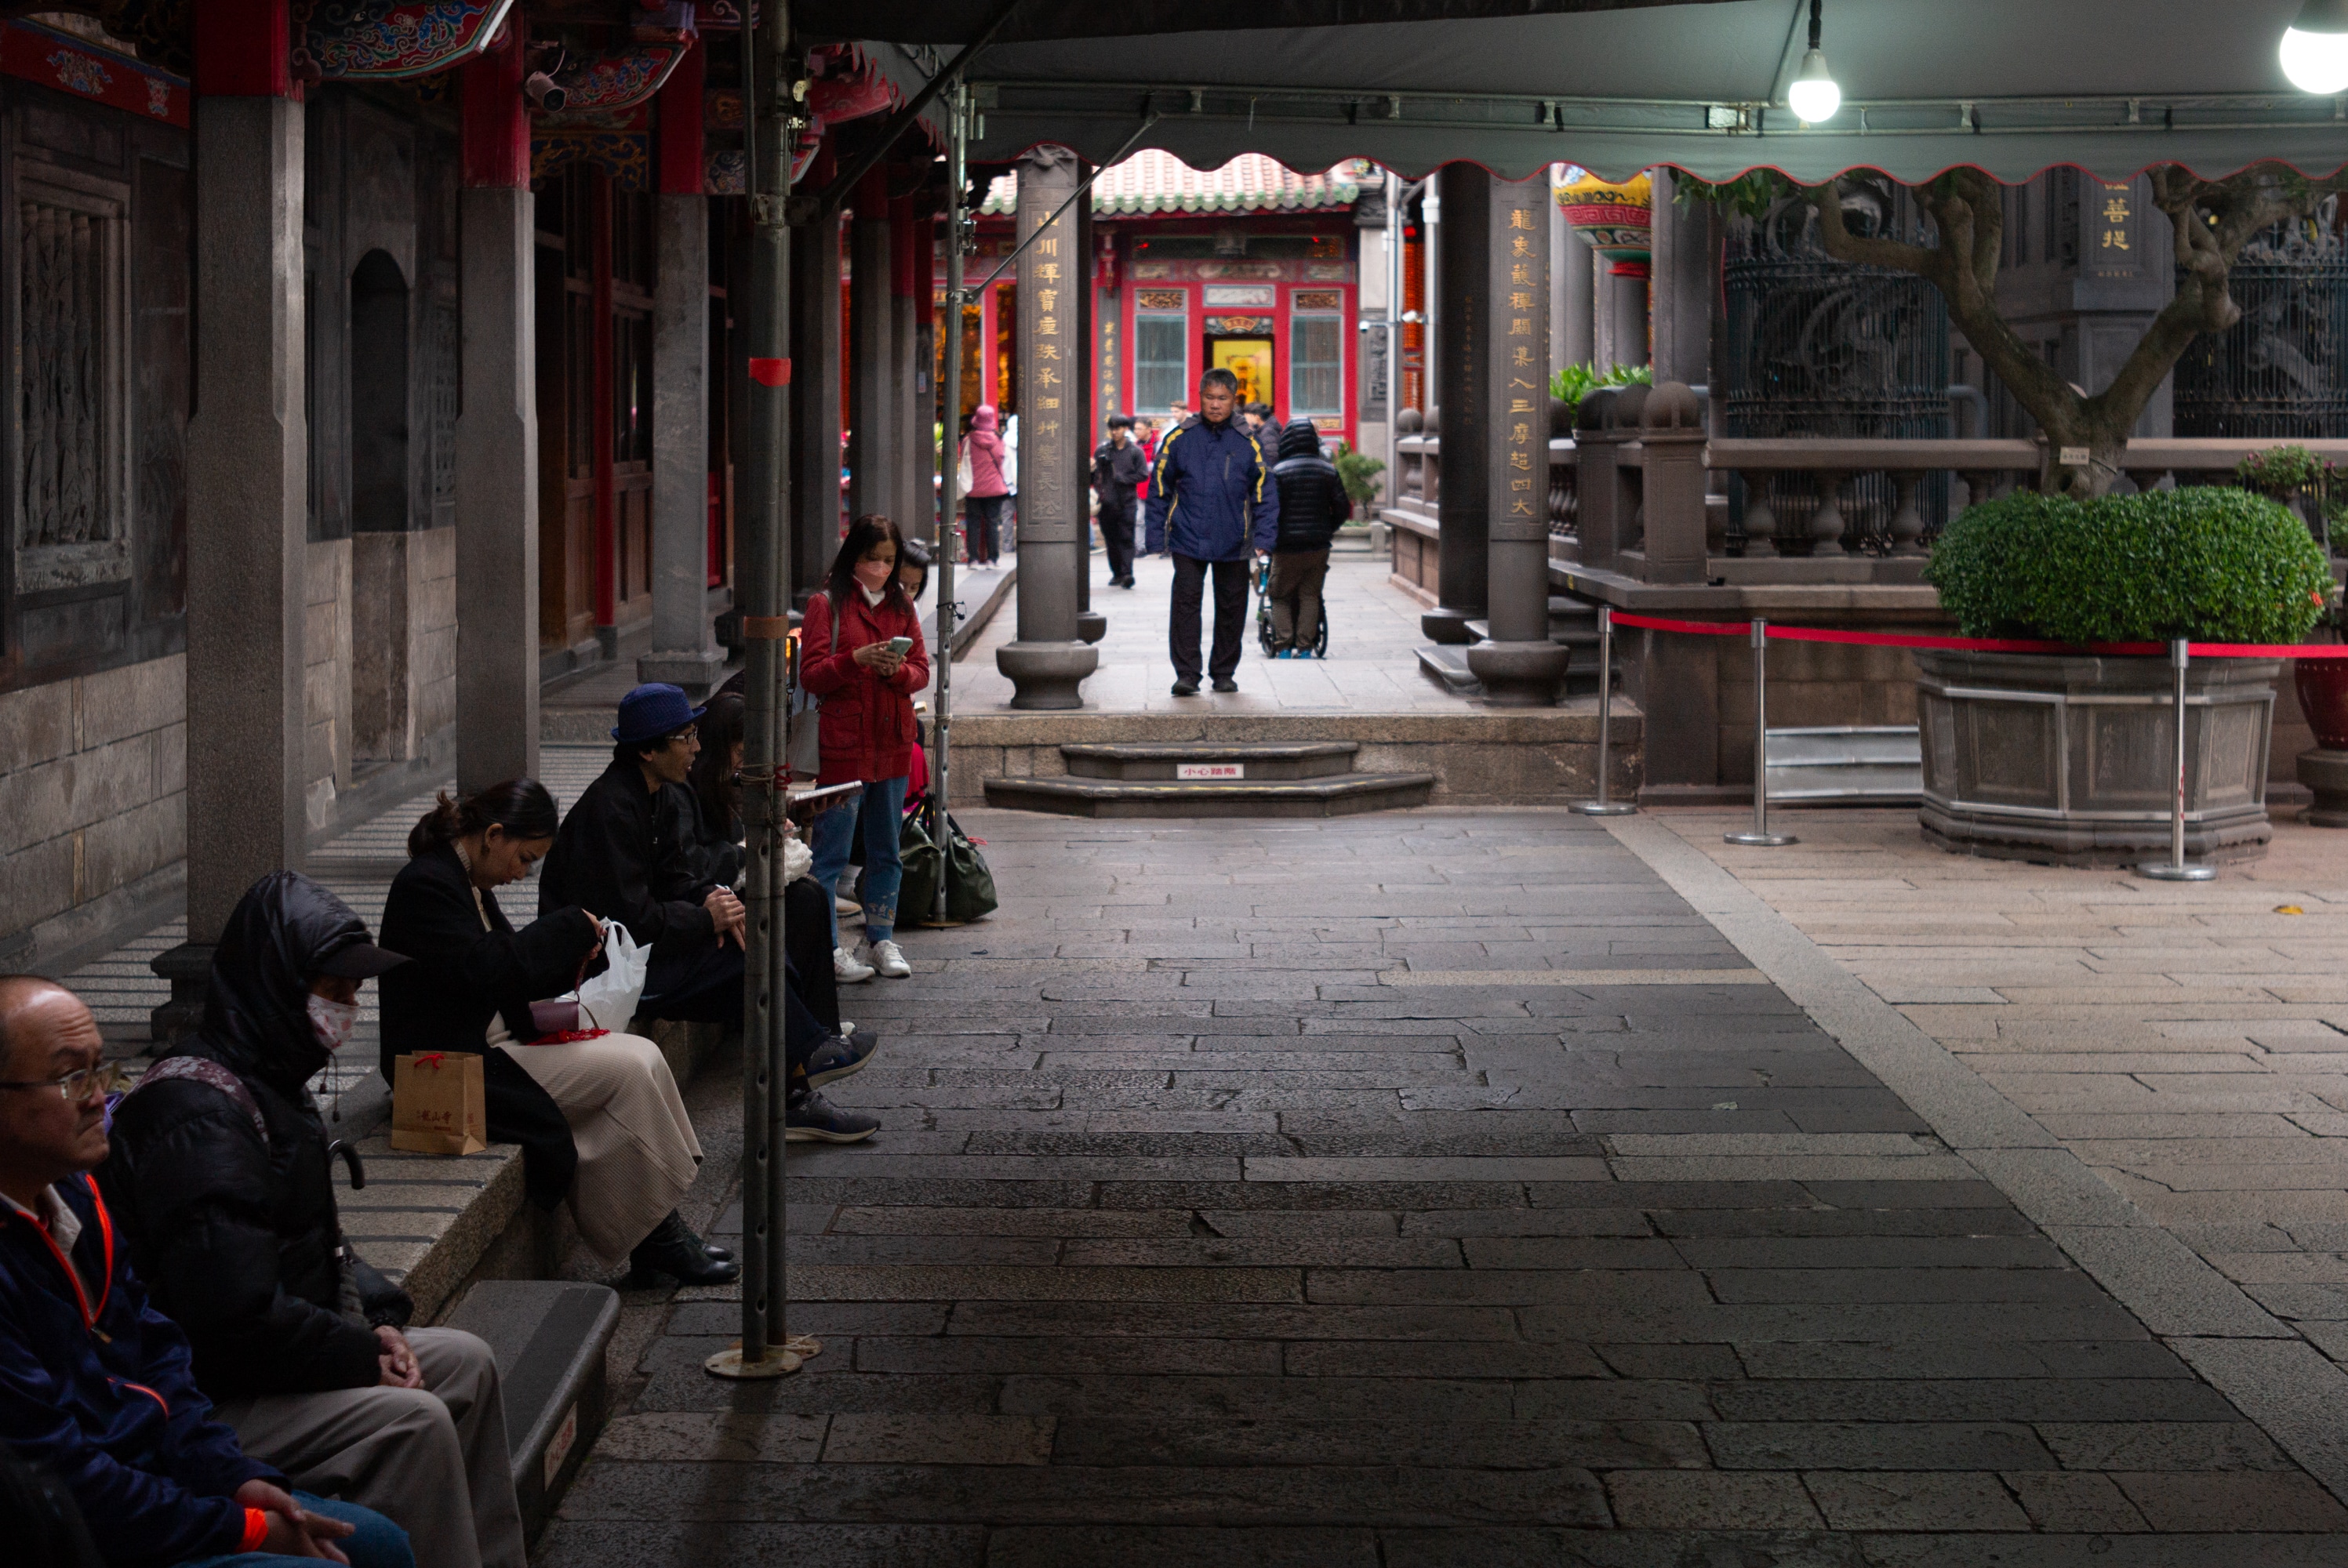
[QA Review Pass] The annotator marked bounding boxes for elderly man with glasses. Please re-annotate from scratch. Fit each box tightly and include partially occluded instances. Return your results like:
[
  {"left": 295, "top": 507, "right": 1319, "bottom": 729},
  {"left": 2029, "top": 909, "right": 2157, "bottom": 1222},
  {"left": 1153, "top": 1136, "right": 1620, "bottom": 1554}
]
[{"left": 0, "top": 975, "right": 412, "bottom": 1566}]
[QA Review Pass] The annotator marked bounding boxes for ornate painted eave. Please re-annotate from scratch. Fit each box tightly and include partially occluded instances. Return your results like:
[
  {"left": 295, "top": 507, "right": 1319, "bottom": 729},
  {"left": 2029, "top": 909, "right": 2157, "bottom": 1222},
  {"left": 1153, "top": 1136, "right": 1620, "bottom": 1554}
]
[
  {"left": 297, "top": 0, "right": 515, "bottom": 82},
  {"left": 536, "top": 40, "right": 688, "bottom": 117},
  {"left": 1, "top": 16, "right": 187, "bottom": 126}
]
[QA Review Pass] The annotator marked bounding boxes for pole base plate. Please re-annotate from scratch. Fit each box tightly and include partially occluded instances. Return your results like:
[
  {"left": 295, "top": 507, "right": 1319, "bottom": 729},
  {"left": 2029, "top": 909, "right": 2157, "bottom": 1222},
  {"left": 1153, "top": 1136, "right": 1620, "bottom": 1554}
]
[
  {"left": 1574, "top": 801, "right": 1639, "bottom": 816},
  {"left": 1725, "top": 831, "right": 1797, "bottom": 847},
  {"left": 2137, "top": 862, "right": 2218, "bottom": 882},
  {"left": 703, "top": 1346, "right": 803, "bottom": 1381}
]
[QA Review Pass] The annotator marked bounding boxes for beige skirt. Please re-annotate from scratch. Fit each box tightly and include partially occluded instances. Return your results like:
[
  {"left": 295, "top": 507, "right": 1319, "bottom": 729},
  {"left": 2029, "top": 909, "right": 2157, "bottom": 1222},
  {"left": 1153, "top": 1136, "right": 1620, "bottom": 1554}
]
[{"left": 497, "top": 1033, "right": 701, "bottom": 1262}]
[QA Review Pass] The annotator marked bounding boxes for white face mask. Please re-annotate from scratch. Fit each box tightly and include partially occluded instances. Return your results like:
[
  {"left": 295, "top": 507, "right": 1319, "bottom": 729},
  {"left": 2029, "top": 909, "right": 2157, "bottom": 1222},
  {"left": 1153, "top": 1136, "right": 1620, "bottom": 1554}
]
[{"left": 307, "top": 993, "right": 359, "bottom": 1054}]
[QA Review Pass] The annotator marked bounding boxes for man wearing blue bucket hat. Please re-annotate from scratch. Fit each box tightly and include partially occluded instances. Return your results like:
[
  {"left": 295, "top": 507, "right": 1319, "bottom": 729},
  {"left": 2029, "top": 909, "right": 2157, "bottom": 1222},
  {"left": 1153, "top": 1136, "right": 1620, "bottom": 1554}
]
[{"left": 540, "top": 685, "right": 881, "bottom": 1143}]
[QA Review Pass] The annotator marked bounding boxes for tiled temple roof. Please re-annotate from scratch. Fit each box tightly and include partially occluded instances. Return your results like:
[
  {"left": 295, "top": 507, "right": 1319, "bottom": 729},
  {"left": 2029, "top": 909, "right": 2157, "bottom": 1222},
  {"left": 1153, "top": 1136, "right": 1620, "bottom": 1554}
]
[{"left": 980, "top": 152, "right": 1368, "bottom": 217}]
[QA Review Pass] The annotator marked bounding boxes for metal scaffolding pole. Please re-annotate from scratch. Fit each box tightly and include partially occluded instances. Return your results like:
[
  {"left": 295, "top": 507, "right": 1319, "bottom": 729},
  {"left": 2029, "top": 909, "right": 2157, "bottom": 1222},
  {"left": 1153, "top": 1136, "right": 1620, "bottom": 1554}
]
[
  {"left": 931, "top": 82, "right": 967, "bottom": 920},
  {"left": 709, "top": 0, "right": 801, "bottom": 1382}
]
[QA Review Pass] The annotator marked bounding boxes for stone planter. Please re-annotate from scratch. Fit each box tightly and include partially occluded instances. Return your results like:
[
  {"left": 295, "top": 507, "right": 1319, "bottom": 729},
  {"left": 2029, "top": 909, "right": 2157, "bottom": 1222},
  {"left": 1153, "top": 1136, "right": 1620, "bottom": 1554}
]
[{"left": 1914, "top": 648, "right": 2279, "bottom": 866}]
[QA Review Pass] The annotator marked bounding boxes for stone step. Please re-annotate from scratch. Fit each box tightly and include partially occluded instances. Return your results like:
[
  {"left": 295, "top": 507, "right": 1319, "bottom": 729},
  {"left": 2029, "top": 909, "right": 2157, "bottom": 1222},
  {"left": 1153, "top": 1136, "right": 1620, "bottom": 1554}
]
[
  {"left": 443, "top": 1280, "right": 620, "bottom": 1537},
  {"left": 1416, "top": 644, "right": 1480, "bottom": 694},
  {"left": 1060, "top": 741, "right": 1360, "bottom": 781},
  {"left": 985, "top": 770, "right": 1437, "bottom": 818}
]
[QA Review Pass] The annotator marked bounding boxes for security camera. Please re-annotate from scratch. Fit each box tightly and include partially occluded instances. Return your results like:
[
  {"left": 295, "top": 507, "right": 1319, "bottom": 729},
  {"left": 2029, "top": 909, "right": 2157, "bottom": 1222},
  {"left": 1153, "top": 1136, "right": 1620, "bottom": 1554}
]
[{"left": 524, "top": 71, "right": 566, "bottom": 113}]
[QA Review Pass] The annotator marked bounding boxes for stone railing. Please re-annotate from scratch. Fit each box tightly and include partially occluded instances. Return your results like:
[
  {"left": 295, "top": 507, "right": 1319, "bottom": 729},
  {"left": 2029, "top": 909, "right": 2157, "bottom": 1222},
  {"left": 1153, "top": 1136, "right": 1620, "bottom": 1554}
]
[
  {"left": 1386, "top": 383, "right": 2348, "bottom": 593},
  {"left": 1389, "top": 434, "right": 1578, "bottom": 537}
]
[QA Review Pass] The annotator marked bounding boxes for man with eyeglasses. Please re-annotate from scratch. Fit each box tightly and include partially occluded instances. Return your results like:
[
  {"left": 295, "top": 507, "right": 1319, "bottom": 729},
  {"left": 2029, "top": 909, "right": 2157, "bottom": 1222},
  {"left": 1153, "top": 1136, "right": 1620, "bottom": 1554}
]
[
  {"left": 0, "top": 975, "right": 411, "bottom": 1566},
  {"left": 540, "top": 683, "right": 749, "bottom": 1029}
]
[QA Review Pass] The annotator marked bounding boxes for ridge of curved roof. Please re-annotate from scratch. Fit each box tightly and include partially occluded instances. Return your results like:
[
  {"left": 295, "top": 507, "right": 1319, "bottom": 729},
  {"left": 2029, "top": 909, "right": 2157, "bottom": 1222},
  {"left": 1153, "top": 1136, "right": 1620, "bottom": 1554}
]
[{"left": 980, "top": 151, "right": 1368, "bottom": 217}]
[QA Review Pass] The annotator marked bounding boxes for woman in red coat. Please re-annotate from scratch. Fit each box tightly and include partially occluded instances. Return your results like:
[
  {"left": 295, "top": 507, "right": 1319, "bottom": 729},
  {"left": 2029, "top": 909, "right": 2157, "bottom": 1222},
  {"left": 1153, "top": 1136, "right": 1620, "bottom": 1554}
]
[{"left": 802, "top": 514, "right": 930, "bottom": 981}]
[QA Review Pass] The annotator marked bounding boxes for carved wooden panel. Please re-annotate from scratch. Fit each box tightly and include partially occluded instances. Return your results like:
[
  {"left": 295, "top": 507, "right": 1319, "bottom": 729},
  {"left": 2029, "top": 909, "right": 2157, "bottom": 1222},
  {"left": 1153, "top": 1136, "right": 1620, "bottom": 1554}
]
[
  {"left": 427, "top": 265, "right": 457, "bottom": 527},
  {"left": 15, "top": 158, "right": 129, "bottom": 590}
]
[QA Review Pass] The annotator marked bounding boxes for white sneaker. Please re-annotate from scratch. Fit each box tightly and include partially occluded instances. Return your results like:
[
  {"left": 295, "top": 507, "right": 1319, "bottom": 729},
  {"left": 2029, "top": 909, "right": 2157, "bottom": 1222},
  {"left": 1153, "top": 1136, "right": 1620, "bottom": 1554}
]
[
  {"left": 834, "top": 895, "right": 863, "bottom": 919},
  {"left": 868, "top": 939, "right": 912, "bottom": 979},
  {"left": 834, "top": 946, "right": 875, "bottom": 983}
]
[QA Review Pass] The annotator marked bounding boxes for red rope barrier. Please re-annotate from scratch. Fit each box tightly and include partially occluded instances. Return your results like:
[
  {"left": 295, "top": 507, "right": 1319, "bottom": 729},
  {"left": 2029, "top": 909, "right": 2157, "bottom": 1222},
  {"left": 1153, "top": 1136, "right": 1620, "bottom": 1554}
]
[
  {"left": 1604, "top": 609, "right": 2348, "bottom": 661},
  {"left": 1608, "top": 612, "right": 1747, "bottom": 637}
]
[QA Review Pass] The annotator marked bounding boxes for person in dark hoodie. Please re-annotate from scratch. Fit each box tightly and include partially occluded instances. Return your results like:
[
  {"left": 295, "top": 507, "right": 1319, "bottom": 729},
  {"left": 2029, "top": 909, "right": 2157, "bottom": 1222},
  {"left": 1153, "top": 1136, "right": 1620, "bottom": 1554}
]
[
  {"left": 1267, "top": 418, "right": 1349, "bottom": 656},
  {"left": 1089, "top": 414, "right": 1147, "bottom": 589},
  {"left": 0, "top": 974, "right": 410, "bottom": 1568},
  {"left": 96, "top": 876, "right": 525, "bottom": 1567},
  {"left": 380, "top": 780, "right": 749, "bottom": 1282}
]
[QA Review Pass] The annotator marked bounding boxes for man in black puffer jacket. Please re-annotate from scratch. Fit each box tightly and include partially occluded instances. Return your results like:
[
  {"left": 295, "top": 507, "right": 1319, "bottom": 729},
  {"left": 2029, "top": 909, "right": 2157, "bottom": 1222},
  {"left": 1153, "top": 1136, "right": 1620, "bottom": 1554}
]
[
  {"left": 1267, "top": 419, "right": 1350, "bottom": 655},
  {"left": 100, "top": 873, "right": 525, "bottom": 1568}
]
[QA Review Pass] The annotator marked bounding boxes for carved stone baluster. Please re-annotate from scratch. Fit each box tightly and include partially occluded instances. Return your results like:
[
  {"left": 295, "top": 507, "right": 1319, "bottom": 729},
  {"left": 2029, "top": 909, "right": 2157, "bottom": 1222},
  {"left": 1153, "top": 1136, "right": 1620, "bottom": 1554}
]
[
  {"left": 1888, "top": 470, "right": 1926, "bottom": 555},
  {"left": 1739, "top": 470, "right": 1777, "bottom": 556},
  {"left": 1809, "top": 469, "right": 1847, "bottom": 554}
]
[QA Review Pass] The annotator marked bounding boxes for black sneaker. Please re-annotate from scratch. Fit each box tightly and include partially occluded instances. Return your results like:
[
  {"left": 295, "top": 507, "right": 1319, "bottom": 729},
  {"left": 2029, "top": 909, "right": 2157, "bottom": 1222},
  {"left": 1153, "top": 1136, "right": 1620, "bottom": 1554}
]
[
  {"left": 630, "top": 1210, "right": 741, "bottom": 1285},
  {"left": 1212, "top": 677, "right": 1239, "bottom": 693},
  {"left": 805, "top": 1031, "right": 877, "bottom": 1088},
  {"left": 1171, "top": 679, "right": 1201, "bottom": 696},
  {"left": 785, "top": 1087, "right": 880, "bottom": 1143}
]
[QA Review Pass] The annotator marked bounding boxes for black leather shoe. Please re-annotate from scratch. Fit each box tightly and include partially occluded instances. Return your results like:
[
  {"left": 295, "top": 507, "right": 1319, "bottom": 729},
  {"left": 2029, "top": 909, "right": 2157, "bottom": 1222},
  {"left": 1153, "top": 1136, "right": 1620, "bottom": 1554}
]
[
  {"left": 1171, "top": 679, "right": 1200, "bottom": 696},
  {"left": 631, "top": 1210, "right": 740, "bottom": 1285},
  {"left": 674, "top": 1210, "right": 733, "bottom": 1262},
  {"left": 1212, "top": 677, "right": 1239, "bottom": 693}
]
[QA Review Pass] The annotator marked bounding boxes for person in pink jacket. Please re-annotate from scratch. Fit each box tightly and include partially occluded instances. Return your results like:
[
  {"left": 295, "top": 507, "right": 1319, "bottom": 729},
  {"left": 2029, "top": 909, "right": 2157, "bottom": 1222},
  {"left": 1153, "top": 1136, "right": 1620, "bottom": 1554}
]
[{"left": 961, "top": 405, "right": 1011, "bottom": 567}]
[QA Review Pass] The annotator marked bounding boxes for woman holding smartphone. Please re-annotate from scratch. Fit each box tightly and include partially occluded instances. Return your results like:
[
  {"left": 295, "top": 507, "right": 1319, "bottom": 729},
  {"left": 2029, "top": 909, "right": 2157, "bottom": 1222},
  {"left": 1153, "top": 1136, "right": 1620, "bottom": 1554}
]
[{"left": 802, "top": 514, "right": 930, "bottom": 981}]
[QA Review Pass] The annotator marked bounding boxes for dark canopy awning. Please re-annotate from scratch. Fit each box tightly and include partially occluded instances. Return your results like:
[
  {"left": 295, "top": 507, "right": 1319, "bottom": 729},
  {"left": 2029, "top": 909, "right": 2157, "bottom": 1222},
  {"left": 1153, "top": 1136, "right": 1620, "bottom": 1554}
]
[{"left": 836, "top": 0, "right": 2348, "bottom": 185}]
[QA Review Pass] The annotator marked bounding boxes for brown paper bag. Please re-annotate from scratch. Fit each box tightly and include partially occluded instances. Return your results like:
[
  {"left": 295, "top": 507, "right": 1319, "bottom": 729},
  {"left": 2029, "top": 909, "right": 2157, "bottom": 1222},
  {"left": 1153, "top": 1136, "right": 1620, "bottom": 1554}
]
[{"left": 391, "top": 1052, "right": 489, "bottom": 1155}]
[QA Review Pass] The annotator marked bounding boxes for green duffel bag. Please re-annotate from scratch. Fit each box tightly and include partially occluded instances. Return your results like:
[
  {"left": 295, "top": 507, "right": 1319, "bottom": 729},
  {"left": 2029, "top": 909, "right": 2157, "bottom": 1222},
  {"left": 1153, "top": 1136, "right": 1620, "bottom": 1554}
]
[{"left": 897, "top": 808, "right": 998, "bottom": 926}]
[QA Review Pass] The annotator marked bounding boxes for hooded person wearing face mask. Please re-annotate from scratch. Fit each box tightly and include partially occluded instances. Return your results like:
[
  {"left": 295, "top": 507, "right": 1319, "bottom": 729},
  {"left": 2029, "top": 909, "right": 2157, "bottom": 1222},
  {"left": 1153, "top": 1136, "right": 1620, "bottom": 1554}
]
[{"left": 99, "top": 872, "right": 527, "bottom": 1568}]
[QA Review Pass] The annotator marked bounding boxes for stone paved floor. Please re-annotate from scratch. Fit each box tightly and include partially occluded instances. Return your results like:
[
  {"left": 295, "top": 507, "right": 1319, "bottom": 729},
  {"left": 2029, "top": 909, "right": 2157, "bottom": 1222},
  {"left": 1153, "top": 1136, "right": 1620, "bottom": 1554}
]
[
  {"left": 1652, "top": 811, "right": 2348, "bottom": 1417},
  {"left": 951, "top": 549, "right": 1528, "bottom": 715},
  {"left": 538, "top": 808, "right": 2348, "bottom": 1566}
]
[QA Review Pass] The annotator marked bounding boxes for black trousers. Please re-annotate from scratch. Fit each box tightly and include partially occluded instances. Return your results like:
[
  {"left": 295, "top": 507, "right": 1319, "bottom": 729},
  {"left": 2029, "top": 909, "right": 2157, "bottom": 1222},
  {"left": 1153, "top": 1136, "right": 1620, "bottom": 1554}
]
[
  {"left": 1169, "top": 553, "right": 1251, "bottom": 682},
  {"left": 965, "top": 494, "right": 1007, "bottom": 564},
  {"left": 1098, "top": 499, "right": 1136, "bottom": 583},
  {"left": 640, "top": 882, "right": 840, "bottom": 1081}
]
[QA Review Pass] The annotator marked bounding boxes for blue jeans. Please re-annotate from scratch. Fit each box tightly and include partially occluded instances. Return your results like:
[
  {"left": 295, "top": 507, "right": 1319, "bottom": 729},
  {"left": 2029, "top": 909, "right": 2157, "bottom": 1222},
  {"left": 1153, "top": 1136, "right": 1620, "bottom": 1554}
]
[
  {"left": 811, "top": 775, "right": 907, "bottom": 945},
  {"left": 178, "top": 1492, "right": 412, "bottom": 1568}
]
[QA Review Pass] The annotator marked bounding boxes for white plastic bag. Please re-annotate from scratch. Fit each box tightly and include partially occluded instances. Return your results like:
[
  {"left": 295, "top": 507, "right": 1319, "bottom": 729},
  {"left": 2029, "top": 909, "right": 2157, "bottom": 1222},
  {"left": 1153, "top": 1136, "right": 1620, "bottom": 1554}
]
[{"left": 574, "top": 920, "right": 649, "bottom": 1037}]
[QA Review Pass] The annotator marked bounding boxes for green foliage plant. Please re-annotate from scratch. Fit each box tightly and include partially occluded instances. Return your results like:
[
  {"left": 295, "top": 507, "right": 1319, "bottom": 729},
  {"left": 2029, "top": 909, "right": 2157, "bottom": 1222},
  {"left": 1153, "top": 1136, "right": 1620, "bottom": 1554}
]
[
  {"left": 1925, "top": 487, "right": 2330, "bottom": 647},
  {"left": 1331, "top": 440, "right": 1385, "bottom": 511},
  {"left": 2237, "top": 443, "right": 2333, "bottom": 496},
  {"left": 1549, "top": 361, "right": 1652, "bottom": 422}
]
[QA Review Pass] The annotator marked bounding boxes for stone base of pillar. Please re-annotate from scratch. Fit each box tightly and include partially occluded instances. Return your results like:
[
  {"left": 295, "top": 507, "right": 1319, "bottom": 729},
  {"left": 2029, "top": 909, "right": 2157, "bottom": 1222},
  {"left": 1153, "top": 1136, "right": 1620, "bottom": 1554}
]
[
  {"left": 998, "top": 641, "right": 1099, "bottom": 710},
  {"left": 148, "top": 941, "right": 216, "bottom": 1046},
  {"left": 637, "top": 649, "right": 728, "bottom": 697},
  {"left": 1076, "top": 611, "right": 1108, "bottom": 644},
  {"left": 1467, "top": 641, "right": 1572, "bottom": 708},
  {"left": 1422, "top": 608, "right": 1478, "bottom": 645},
  {"left": 2300, "top": 748, "right": 2348, "bottom": 828}
]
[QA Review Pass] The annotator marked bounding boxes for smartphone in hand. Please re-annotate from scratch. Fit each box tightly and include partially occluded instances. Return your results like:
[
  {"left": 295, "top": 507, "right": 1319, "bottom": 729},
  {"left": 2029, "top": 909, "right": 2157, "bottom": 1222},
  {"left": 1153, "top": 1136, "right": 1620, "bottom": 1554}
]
[{"left": 885, "top": 636, "right": 914, "bottom": 655}]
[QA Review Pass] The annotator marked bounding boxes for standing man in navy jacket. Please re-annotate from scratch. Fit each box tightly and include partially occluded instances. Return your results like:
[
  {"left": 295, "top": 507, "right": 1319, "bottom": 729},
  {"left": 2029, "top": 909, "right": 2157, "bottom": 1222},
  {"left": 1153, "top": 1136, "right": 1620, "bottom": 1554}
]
[{"left": 1143, "top": 368, "right": 1280, "bottom": 695}]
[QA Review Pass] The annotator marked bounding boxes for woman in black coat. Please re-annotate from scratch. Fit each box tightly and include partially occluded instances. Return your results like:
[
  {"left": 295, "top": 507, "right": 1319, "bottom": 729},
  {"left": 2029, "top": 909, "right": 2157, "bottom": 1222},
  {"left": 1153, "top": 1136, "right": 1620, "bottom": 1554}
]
[{"left": 377, "top": 779, "right": 735, "bottom": 1285}]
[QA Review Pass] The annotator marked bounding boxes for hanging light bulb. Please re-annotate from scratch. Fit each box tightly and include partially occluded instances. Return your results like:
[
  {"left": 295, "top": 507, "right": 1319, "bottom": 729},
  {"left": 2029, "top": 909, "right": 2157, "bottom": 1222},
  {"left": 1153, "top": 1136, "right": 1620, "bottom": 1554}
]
[
  {"left": 1786, "top": 0, "right": 1841, "bottom": 125},
  {"left": 2281, "top": 0, "right": 2348, "bottom": 94}
]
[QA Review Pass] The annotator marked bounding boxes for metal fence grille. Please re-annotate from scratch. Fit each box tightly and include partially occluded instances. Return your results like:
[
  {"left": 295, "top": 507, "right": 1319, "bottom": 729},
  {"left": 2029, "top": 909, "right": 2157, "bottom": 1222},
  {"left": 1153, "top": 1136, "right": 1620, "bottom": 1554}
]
[
  {"left": 2175, "top": 248, "right": 2348, "bottom": 440},
  {"left": 1721, "top": 197, "right": 1953, "bottom": 552}
]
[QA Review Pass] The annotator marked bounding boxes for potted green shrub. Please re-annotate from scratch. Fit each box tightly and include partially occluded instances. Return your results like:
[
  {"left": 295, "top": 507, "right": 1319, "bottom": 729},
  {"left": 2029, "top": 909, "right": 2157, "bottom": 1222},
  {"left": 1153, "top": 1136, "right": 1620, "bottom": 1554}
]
[{"left": 1917, "top": 487, "right": 2330, "bottom": 863}]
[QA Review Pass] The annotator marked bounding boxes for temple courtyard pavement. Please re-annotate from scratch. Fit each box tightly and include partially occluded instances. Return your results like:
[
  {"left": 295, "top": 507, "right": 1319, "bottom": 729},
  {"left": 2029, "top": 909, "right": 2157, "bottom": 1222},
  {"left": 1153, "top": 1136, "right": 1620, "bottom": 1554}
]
[{"left": 52, "top": 550, "right": 2348, "bottom": 1562}]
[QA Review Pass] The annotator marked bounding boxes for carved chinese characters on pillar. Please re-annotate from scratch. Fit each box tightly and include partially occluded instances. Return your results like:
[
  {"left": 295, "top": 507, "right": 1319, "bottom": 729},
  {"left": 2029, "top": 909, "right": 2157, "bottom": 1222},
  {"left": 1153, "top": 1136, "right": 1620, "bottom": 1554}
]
[
  {"left": 16, "top": 166, "right": 130, "bottom": 590},
  {"left": 1496, "top": 196, "right": 1546, "bottom": 543},
  {"left": 1018, "top": 152, "right": 1078, "bottom": 546},
  {"left": 2090, "top": 179, "right": 2143, "bottom": 280}
]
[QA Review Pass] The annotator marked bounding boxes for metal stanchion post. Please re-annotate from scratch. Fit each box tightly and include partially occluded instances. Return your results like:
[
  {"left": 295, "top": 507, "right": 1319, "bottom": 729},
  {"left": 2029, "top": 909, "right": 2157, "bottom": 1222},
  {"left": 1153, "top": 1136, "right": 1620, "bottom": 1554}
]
[
  {"left": 1725, "top": 617, "right": 1796, "bottom": 848},
  {"left": 2139, "top": 637, "right": 2215, "bottom": 882},
  {"left": 1574, "top": 604, "right": 1636, "bottom": 816}
]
